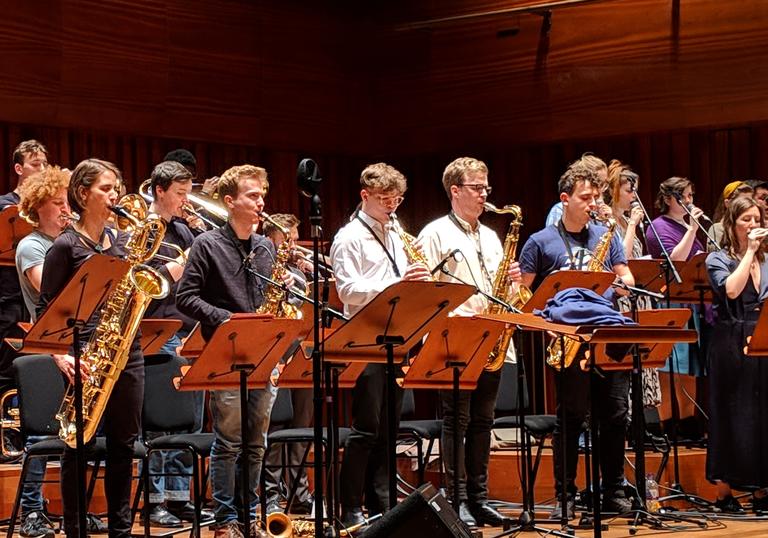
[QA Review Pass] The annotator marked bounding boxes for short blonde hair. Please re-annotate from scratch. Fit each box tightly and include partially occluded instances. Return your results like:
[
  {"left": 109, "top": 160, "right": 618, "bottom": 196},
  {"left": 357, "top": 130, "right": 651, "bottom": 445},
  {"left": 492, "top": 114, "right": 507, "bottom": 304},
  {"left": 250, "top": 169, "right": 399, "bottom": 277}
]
[
  {"left": 360, "top": 163, "right": 407, "bottom": 193},
  {"left": 442, "top": 157, "right": 488, "bottom": 199},
  {"left": 19, "top": 166, "right": 71, "bottom": 225},
  {"left": 216, "top": 164, "right": 269, "bottom": 201}
]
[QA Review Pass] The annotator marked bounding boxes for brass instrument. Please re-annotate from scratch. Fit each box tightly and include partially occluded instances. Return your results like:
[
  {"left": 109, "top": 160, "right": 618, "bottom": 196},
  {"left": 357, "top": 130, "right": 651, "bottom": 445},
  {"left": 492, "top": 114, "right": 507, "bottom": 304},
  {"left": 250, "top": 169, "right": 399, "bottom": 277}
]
[
  {"left": 266, "top": 513, "right": 315, "bottom": 537},
  {"left": 56, "top": 207, "right": 170, "bottom": 447},
  {"left": 139, "top": 177, "right": 224, "bottom": 230},
  {"left": 255, "top": 212, "right": 301, "bottom": 319},
  {"left": 545, "top": 218, "right": 617, "bottom": 370},
  {"left": 390, "top": 214, "right": 434, "bottom": 279},
  {"left": 113, "top": 194, "right": 188, "bottom": 265},
  {"left": 483, "top": 202, "right": 532, "bottom": 372},
  {"left": 0, "top": 389, "right": 23, "bottom": 462}
]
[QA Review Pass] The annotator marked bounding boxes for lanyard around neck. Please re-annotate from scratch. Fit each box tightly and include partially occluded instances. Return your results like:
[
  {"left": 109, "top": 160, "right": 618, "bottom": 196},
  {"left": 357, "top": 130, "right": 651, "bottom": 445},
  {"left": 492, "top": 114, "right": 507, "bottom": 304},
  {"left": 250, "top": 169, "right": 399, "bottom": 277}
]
[{"left": 356, "top": 215, "right": 401, "bottom": 277}]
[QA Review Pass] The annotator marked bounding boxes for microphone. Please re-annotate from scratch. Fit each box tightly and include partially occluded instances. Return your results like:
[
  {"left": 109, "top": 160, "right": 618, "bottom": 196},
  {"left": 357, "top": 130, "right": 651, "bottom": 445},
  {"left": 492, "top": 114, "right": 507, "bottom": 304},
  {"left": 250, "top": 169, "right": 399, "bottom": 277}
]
[
  {"left": 629, "top": 200, "right": 646, "bottom": 232},
  {"left": 296, "top": 158, "right": 322, "bottom": 198},
  {"left": 431, "top": 249, "right": 461, "bottom": 276},
  {"left": 672, "top": 193, "right": 713, "bottom": 223}
]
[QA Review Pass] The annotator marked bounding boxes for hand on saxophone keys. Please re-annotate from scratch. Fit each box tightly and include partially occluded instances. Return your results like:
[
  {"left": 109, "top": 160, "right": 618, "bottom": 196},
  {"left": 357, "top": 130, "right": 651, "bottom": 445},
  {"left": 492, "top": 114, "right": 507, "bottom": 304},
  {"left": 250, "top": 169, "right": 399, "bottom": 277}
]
[
  {"left": 52, "top": 353, "right": 90, "bottom": 385},
  {"left": 402, "top": 262, "right": 432, "bottom": 282}
]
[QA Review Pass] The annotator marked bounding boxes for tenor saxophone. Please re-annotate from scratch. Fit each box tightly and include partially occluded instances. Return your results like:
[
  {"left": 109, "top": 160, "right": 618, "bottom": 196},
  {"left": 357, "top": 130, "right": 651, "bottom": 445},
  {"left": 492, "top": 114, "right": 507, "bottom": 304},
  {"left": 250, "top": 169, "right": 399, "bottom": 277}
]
[
  {"left": 545, "top": 218, "right": 617, "bottom": 370},
  {"left": 56, "top": 207, "right": 169, "bottom": 447},
  {"left": 483, "top": 203, "right": 532, "bottom": 372},
  {"left": 255, "top": 212, "right": 301, "bottom": 319}
]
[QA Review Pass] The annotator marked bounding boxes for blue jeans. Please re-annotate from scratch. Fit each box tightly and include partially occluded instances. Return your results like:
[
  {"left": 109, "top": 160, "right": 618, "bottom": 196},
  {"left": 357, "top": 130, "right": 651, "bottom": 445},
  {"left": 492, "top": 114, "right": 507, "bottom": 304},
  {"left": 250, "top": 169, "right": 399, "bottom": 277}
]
[
  {"left": 209, "top": 382, "right": 277, "bottom": 524},
  {"left": 20, "top": 436, "right": 48, "bottom": 513}
]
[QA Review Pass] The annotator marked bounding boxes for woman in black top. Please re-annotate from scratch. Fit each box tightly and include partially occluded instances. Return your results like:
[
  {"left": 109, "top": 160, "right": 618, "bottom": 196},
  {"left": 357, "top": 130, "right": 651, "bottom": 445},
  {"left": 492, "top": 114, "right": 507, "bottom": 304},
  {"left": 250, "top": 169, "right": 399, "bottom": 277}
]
[
  {"left": 38, "top": 159, "right": 143, "bottom": 538},
  {"left": 705, "top": 196, "right": 768, "bottom": 513}
]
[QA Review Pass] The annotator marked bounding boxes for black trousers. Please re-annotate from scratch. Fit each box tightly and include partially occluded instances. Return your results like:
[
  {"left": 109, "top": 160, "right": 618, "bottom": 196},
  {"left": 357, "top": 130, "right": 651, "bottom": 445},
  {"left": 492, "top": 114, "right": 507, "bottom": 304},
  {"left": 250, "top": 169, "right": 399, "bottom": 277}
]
[
  {"left": 264, "top": 387, "right": 314, "bottom": 504},
  {"left": 339, "top": 364, "right": 403, "bottom": 513},
  {"left": 440, "top": 368, "right": 501, "bottom": 504},
  {"left": 553, "top": 364, "right": 629, "bottom": 497},
  {"left": 61, "top": 353, "right": 143, "bottom": 538}
]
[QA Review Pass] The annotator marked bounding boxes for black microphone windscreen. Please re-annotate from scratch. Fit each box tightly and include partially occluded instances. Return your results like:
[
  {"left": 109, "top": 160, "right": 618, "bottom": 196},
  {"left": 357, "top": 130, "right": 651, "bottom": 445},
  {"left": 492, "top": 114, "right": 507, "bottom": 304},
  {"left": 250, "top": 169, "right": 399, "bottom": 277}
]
[{"left": 297, "top": 158, "right": 321, "bottom": 198}]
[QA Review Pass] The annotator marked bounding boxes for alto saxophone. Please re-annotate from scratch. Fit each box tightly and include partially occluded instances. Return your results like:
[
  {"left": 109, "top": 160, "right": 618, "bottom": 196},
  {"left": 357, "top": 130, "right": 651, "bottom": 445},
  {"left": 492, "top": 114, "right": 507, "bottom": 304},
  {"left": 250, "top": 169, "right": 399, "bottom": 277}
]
[
  {"left": 483, "top": 202, "right": 532, "bottom": 372},
  {"left": 390, "top": 214, "right": 434, "bottom": 279},
  {"left": 57, "top": 207, "right": 170, "bottom": 447},
  {"left": 545, "top": 218, "right": 617, "bottom": 370},
  {"left": 255, "top": 212, "right": 301, "bottom": 319}
]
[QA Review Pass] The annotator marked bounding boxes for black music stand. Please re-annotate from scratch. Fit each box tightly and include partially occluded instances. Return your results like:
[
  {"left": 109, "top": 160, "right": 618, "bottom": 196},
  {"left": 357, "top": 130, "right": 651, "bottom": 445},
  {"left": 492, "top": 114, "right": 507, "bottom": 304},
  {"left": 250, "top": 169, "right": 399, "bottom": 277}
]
[
  {"left": 632, "top": 255, "right": 713, "bottom": 507},
  {"left": 585, "top": 324, "right": 698, "bottom": 537},
  {"left": 323, "top": 280, "right": 474, "bottom": 515},
  {"left": 403, "top": 316, "right": 504, "bottom": 516},
  {"left": 519, "top": 271, "right": 614, "bottom": 533},
  {"left": 482, "top": 312, "right": 591, "bottom": 538},
  {"left": 0, "top": 206, "right": 33, "bottom": 266},
  {"left": 177, "top": 314, "right": 306, "bottom": 538},
  {"left": 20, "top": 254, "right": 129, "bottom": 538}
]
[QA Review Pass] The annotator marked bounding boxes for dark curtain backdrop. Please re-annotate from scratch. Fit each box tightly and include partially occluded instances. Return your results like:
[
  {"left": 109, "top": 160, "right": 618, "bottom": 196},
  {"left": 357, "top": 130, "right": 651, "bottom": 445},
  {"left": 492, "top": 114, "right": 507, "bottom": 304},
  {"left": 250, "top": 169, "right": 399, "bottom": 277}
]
[{"left": 4, "top": 120, "right": 768, "bottom": 246}]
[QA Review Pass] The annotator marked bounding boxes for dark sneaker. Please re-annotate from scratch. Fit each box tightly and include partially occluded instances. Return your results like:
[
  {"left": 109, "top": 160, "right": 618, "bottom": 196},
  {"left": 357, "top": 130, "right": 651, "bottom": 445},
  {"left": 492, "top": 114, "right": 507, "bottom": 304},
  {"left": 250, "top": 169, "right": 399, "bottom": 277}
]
[
  {"left": 20, "top": 511, "right": 55, "bottom": 538},
  {"left": 752, "top": 494, "right": 768, "bottom": 514},
  {"left": 288, "top": 498, "right": 313, "bottom": 515},
  {"left": 246, "top": 520, "right": 268, "bottom": 538},
  {"left": 602, "top": 493, "right": 633, "bottom": 515},
  {"left": 86, "top": 513, "right": 108, "bottom": 534},
  {"left": 167, "top": 501, "right": 214, "bottom": 522},
  {"left": 549, "top": 497, "right": 576, "bottom": 521},
  {"left": 714, "top": 494, "right": 744, "bottom": 514},
  {"left": 213, "top": 521, "right": 244, "bottom": 538}
]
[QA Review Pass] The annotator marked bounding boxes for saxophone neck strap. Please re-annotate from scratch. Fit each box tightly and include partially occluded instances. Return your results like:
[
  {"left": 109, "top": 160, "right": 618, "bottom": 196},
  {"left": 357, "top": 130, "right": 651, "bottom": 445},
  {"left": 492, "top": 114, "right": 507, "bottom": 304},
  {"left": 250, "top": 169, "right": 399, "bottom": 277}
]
[
  {"left": 355, "top": 214, "right": 400, "bottom": 277},
  {"left": 557, "top": 219, "right": 590, "bottom": 270}
]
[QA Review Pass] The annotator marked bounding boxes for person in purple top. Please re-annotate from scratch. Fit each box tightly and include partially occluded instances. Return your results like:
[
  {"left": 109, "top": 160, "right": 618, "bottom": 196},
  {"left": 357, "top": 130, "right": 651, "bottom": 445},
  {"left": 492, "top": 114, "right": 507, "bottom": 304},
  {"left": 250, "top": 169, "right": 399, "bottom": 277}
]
[
  {"left": 645, "top": 176, "right": 707, "bottom": 261},
  {"left": 645, "top": 176, "right": 710, "bottom": 377}
]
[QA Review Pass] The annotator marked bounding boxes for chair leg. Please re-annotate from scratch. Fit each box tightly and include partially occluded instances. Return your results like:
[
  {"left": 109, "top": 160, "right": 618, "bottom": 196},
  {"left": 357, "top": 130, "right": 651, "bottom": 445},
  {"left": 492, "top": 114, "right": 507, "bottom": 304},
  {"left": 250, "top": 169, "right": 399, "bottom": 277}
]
[
  {"left": 191, "top": 451, "right": 202, "bottom": 538},
  {"left": 6, "top": 455, "right": 34, "bottom": 538},
  {"left": 86, "top": 460, "right": 101, "bottom": 506},
  {"left": 143, "top": 451, "right": 151, "bottom": 538}
]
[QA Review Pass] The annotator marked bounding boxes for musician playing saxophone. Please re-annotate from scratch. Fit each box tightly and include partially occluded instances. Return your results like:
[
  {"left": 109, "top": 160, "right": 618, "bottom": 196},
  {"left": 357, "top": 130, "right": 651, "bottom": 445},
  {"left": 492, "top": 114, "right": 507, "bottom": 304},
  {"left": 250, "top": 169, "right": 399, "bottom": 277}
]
[
  {"left": 518, "top": 161, "right": 634, "bottom": 520},
  {"left": 177, "top": 164, "right": 294, "bottom": 538},
  {"left": 418, "top": 157, "right": 520, "bottom": 528},
  {"left": 329, "top": 163, "right": 431, "bottom": 527},
  {"left": 37, "top": 159, "right": 140, "bottom": 538}
]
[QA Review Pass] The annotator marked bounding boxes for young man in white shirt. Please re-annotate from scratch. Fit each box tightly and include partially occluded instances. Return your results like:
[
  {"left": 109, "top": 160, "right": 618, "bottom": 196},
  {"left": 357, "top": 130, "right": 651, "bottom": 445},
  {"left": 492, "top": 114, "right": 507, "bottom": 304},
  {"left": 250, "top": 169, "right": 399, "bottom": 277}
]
[
  {"left": 419, "top": 157, "right": 520, "bottom": 527},
  {"left": 330, "top": 163, "right": 431, "bottom": 526}
]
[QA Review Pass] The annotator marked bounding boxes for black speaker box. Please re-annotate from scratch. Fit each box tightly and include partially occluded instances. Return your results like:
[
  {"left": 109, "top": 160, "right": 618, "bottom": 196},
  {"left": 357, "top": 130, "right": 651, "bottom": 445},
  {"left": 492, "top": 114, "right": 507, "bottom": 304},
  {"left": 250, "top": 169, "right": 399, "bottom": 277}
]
[{"left": 360, "top": 484, "right": 475, "bottom": 538}]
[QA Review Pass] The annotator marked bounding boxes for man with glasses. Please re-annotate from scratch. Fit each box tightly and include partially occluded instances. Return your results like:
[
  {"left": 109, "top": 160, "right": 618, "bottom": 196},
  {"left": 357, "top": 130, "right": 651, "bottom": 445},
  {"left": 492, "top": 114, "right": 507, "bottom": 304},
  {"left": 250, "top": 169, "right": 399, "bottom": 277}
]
[
  {"left": 418, "top": 157, "right": 517, "bottom": 528},
  {"left": 330, "top": 162, "right": 431, "bottom": 526}
]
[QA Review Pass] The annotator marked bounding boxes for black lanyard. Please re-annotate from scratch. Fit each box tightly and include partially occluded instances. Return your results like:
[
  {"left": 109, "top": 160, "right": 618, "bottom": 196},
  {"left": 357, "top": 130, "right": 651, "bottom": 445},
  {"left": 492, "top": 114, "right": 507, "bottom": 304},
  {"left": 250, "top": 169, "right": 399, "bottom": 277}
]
[
  {"left": 448, "top": 212, "right": 493, "bottom": 288},
  {"left": 72, "top": 225, "right": 111, "bottom": 254},
  {"left": 356, "top": 215, "right": 401, "bottom": 277},
  {"left": 556, "top": 219, "right": 589, "bottom": 270}
]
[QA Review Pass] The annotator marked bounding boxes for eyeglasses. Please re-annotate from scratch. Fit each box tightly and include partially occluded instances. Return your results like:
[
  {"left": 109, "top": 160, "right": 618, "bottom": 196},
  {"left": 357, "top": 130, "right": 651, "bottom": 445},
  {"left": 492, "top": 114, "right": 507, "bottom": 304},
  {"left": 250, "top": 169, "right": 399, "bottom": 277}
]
[
  {"left": 459, "top": 183, "right": 492, "bottom": 195},
  {"left": 370, "top": 193, "right": 404, "bottom": 206}
]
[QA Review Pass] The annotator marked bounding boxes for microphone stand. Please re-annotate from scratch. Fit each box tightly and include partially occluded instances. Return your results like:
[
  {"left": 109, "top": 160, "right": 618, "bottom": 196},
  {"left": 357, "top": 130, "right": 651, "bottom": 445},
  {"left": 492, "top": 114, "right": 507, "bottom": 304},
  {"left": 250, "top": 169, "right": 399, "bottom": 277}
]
[
  {"left": 675, "top": 199, "right": 719, "bottom": 251},
  {"left": 632, "top": 189, "right": 710, "bottom": 509}
]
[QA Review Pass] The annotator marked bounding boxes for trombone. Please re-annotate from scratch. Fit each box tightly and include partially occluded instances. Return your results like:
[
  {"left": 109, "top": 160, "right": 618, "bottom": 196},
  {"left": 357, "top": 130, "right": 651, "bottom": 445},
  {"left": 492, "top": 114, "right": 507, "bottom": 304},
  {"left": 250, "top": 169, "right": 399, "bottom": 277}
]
[
  {"left": 138, "top": 178, "right": 226, "bottom": 230},
  {"left": 112, "top": 194, "right": 188, "bottom": 265}
]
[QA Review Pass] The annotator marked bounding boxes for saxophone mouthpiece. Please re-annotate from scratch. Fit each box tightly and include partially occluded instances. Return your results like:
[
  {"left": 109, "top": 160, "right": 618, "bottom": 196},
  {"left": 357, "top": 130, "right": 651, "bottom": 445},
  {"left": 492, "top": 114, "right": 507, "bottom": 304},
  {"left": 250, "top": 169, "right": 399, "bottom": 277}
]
[{"left": 483, "top": 202, "right": 498, "bottom": 212}]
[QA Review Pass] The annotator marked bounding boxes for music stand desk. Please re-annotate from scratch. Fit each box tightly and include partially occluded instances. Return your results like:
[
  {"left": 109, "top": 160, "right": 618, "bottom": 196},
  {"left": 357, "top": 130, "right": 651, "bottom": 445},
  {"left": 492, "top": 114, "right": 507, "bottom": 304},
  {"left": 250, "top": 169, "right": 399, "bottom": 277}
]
[
  {"left": 139, "top": 319, "right": 183, "bottom": 356},
  {"left": 0, "top": 206, "right": 33, "bottom": 266}
]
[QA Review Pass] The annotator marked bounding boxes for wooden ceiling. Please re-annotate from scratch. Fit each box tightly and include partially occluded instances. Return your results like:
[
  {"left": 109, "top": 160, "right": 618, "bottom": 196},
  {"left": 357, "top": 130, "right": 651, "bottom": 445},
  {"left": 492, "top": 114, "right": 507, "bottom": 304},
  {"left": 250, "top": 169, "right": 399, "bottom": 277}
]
[{"left": 1, "top": 0, "right": 767, "bottom": 156}]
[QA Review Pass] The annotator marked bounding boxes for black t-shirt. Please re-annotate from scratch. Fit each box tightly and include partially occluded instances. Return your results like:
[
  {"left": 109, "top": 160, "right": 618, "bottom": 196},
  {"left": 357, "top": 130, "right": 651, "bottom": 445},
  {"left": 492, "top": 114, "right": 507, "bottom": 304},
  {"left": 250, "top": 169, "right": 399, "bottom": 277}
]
[
  {"left": 0, "top": 191, "right": 27, "bottom": 322},
  {"left": 38, "top": 226, "right": 141, "bottom": 356}
]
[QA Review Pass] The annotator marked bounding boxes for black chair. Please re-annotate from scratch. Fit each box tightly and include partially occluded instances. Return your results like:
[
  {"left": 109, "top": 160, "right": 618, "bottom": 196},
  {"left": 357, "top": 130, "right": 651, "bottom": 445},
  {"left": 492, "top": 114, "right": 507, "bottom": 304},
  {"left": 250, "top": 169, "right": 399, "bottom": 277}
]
[
  {"left": 135, "top": 354, "right": 213, "bottom": 538},
  {"left": 260, "top": 387, "right": 351, "bottom": 516},
  {"left": 5, "top": 354, "right": 109, "bottom": 538},
  {"left": 397, "top": 389, "right": 442, "bottom": 487},
  {"left": 492, "top": 362, "right": 556, "bottom": 494}
]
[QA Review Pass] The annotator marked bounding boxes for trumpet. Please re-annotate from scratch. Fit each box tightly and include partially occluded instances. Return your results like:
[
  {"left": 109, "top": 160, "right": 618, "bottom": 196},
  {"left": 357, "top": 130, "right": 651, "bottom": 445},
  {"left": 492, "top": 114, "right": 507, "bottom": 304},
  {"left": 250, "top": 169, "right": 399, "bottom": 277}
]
[
  {"left": 111, "top": 195, "right": 187, "bottom": 266},
  {"left": 292, "top": 244, "right": 333, "bottom": 274}
]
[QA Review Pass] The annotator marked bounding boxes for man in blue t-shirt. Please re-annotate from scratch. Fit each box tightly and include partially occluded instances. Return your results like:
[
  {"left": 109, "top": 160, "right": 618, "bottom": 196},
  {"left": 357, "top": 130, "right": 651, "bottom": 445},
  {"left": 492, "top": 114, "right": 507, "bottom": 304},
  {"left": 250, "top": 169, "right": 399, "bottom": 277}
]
[{"left": 519, "top": 162, "right": 635, "bottom": 520}]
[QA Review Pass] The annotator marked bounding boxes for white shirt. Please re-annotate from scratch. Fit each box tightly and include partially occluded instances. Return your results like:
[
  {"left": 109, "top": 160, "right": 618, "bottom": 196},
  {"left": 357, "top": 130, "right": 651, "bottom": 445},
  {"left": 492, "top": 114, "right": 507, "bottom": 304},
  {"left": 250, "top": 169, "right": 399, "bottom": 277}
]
[
  {"left": 330, "top": 209, "right": 409, "bottom": 317},
  {"left": 419, "top": 213, "right": 516, "bottom": 362},
  {"left": 418, "top": 213, "right": 503, "bottom": 317}
]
